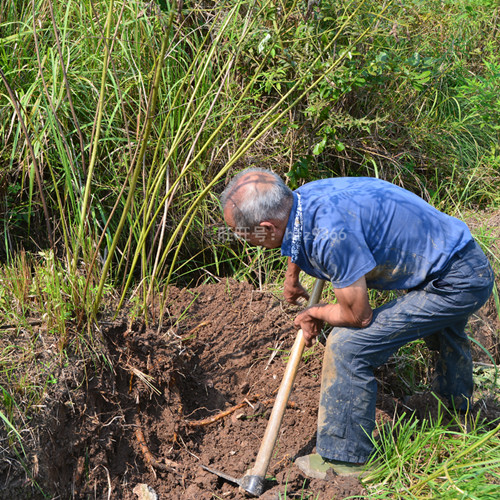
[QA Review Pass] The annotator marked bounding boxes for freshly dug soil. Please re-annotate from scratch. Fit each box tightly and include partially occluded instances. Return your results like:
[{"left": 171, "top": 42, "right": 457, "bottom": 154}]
[{"left": 1, "top": 278, "right": 499, "bottom": 500}]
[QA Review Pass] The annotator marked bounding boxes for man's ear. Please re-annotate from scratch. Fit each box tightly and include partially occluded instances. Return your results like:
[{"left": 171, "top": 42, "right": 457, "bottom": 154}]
[{"left": 259, "top": 221, "right": 275, "bottom": 231}]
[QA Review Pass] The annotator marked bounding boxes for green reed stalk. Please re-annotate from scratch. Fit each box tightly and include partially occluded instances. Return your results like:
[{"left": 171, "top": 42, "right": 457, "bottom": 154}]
[
  {"left": 71, "top": 0, "right": 115, "bottom": 274},
  {"left": 92, "top": 8, "right": 176, "bottom": 315}
]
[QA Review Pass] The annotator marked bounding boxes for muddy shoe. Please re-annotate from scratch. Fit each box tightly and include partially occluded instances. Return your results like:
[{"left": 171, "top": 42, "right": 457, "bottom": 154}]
[{"left": 295, "top": 453, "right": 368, "bottom": 479}]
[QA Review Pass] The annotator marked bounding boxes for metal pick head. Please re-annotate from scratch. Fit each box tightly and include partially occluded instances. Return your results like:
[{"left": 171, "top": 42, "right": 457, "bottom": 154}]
[
  {"left": 201, "top": 465, "right": 266, "bottom": 497},
  {"left": 201, "top": 464, "right": 241, "bottom": 487},
  {"left": 239, "top": 473, "right": 266, "bottom": 497}
]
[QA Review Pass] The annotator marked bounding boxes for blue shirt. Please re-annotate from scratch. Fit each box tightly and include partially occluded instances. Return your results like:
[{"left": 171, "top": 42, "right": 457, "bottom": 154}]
[{"left": 281, "top": 177, "right": 473, "bottom": 289}]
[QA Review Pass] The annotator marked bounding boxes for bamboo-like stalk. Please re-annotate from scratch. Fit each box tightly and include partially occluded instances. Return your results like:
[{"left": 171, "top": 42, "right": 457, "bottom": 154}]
[
  {"left": 32, "top": 0, "right": 73, "bottom": 263},
  {"left": 71, "top": 0, "right": 115, "bottom": 274},
  {"left": 137, "top": 4, "right": 235, "bottom": 310},
  {"left": 107, "top": 1, "right": 248, "bottom": 310},
  {"left": 92, "top": 8, "right": 176, "bottom": 315},
  {"left": 160, "top": 1, "right": 388, "bottom": 290},
  {"left": 81, "top": 2, "right": 206, "bottom": 304},
  {"left": 89, "top": 2, "right": 269, "bottom": 300},
  {"left": 48, "top": 0, "right": 87, "bottom": 175},
  {"left": 111, "top": 0, "right": 390, "bottom": 314}
]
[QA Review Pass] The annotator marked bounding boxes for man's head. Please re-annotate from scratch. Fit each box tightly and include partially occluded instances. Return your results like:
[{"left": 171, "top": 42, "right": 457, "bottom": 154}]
[{"left": 220, "top": 168, "right": 293, "bottom": 248}]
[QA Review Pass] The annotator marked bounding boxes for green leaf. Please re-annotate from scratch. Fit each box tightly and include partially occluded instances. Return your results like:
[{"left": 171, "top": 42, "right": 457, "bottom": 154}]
[
  {"left": 414, "top": 70, "right": 432, "bottom": 81},
  {"left": 313, "top": 137, "right": 327, "bottom": 155}
]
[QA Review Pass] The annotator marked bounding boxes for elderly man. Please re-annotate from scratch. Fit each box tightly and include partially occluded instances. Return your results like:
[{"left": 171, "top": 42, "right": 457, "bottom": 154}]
[{"left": 220, "top": 167, "right": 494, "bottom": 478}]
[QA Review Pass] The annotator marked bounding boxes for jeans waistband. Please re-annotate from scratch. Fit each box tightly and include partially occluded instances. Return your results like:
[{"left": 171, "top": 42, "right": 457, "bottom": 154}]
[
  {"left": 414, "top": 239, "right": 477, "bottom": 290},
  {"left": 448, "top": 239, "right": 477, "bottom": 265}
]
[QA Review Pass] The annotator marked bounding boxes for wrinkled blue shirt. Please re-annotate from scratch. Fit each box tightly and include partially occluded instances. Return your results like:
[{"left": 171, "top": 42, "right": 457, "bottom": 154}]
[{"left": 281, "top": 177, "right": 473, "bottom": 289}]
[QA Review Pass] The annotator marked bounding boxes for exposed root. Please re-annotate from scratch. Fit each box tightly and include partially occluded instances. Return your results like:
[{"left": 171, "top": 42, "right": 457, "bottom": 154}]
[
  {"left": 0, "top": 319, "right": 42, "bottom": 330},
  {"left": 185, "top": 321, "right": 211, "bottom": 338},
  {"left": 134, "top": 413, "right": 182, "bottom": 474},
  {"left": 186, "top": 396, "right": 297, "bottom": 427},
  {"left": 186, "top": 397, "right": 258, "bottom": 427}
]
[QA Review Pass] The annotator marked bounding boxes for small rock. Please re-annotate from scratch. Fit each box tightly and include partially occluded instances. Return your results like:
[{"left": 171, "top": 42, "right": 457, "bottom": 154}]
[
  {"left": 133, "top": 483, "right": 158, "bottom": 500},
  {"left": 231, "top": 411, "right": 245, "bottom": 424}
]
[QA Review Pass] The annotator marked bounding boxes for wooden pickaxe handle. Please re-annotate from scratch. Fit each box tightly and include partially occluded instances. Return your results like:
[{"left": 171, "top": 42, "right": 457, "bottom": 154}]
[{"left": 241, "top": 279, "right": 325, "bottom": 495}]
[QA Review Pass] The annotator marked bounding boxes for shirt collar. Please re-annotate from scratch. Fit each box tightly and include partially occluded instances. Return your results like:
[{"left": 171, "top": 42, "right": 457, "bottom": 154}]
[{"left": 281, "top": 192, "right": 302, "bottom": 261}]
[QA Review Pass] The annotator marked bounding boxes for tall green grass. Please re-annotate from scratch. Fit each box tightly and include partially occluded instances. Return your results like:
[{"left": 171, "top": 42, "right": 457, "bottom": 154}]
[
  {"left": 364, "top": 409, "right": 500, "bottom": 499},
  {"left": 1, "top": 0, "right": 499, "bottom": 304},
  {"left": 1, "top": 0, "right": 399, "bottom": 315}
]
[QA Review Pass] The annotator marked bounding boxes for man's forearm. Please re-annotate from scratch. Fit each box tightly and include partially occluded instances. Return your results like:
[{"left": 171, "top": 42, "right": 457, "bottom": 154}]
[
  {"left": 283, "top": 257, "right": 309, "bottom": 304},
  {"left": 305, "top": 302, "right": 373, "bottom": 329},
  {"left": 286, "top": 257, "right": 301, "bottom": 281}
]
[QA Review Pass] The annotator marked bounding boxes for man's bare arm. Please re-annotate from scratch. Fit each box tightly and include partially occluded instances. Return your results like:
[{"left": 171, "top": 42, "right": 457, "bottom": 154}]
[
  {"left": 284, "top": 257, "right": 310, "bottom": 304},
  {"left": 294, "top": 275, "right": 373, "bottom": 346}
]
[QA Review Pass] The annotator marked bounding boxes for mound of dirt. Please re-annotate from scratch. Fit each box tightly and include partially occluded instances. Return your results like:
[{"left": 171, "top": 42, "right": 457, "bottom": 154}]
[{"left": 1, "top": 278, "right": 499, "bottom": 499}]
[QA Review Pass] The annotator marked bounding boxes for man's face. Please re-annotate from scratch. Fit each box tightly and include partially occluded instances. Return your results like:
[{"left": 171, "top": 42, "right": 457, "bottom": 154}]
[{"left": 223, "top": 205, "right": 283, "bottom": 249}]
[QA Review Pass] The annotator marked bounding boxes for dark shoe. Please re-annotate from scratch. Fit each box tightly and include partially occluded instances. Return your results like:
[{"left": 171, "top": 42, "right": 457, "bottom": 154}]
[{"left": 294, "top": 453, "right": 370, "bottom": 479}]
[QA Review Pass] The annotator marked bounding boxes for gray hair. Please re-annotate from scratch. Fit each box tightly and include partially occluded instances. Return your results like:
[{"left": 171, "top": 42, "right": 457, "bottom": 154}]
[{"left": 220, "top": 167, "right": 293, "bottom": 228}]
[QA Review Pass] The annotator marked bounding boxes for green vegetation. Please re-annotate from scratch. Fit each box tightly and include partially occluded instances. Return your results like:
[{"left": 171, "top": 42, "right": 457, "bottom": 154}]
[
  {"left": 365, "top": 409, "right": 500, "bottom": 499},
  {"left": 0, "top": 0, "right": 499, "bottom": 497}
]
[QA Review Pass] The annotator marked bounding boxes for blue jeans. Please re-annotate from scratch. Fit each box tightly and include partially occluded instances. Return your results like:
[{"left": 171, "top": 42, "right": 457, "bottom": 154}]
[{"left": 317, "top": 240, "right": 494, "bottom": 463}]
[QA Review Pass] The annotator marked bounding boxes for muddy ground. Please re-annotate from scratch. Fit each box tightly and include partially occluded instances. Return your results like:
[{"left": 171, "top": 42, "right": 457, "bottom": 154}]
[{"left": 1, "top": 274, "right": 499, "bottom": 500}]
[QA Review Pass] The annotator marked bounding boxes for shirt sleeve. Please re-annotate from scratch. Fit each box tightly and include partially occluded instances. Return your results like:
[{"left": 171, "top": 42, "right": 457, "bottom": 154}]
[{"left": 311, "top": 224, "right": 376, "bottom": 288}]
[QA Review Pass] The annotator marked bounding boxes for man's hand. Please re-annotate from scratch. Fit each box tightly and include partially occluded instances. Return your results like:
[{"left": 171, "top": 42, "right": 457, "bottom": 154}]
[
  {"left": 284, "top": 258, "right": 309, "bottom": 304},
  {"left": 294, "top": 307, "right": 324, "bottom": 346},
  {"left": 284, "top": 279, "right": 310, "bottom": 305}
]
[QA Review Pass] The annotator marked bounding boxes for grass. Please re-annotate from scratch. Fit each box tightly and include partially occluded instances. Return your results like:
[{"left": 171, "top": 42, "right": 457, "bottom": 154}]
[
  {"left": 364, "top": 408, "right": 500, "bottom": 499},
  {"left": 0, "top": 0, "right": 499, "bottom": 497}
]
